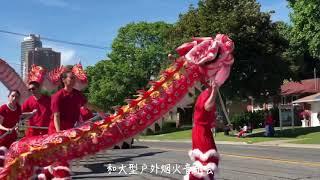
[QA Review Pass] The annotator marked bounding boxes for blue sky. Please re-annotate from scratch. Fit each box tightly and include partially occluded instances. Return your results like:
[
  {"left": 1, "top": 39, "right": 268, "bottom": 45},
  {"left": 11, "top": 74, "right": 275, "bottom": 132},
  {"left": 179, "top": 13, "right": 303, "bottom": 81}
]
[{"left": 0, "top": 0, "right": 290, "bottom": 104}]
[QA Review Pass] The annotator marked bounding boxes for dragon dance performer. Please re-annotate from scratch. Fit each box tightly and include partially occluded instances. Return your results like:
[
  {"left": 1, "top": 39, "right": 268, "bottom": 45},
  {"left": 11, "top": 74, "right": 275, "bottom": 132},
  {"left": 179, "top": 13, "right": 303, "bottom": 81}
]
[
  {"left": 39, "top": 67, "right": 102, "bottom": 179},
  {"left": 186, "top": 67, "right": 232, "bottom": 180},
  {"left": 187, "top": 59, "right": 232, "bottom": 180},
  {"left": 183, "top": 34, "right": 234, "bottom": 180},
  {"left": 0, "top": 90, "right": 22, "bottom": 168},
  {"left": 186, "top": 81, "right": 219, "bottom": 180},
  {"left": 22, "top": 81, "right": 51, "bottom": 136},
  {"left": 0, "top": 90, "right": 42, "bottom": 170},
  {"left": 22, "top": 81, "right": 53, "bottom": 180}
]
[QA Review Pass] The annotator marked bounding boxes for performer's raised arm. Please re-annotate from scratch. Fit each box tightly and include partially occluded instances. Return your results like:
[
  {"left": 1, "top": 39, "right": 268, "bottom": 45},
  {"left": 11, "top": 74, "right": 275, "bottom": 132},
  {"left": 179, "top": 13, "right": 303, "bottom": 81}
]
[{"left": 204, "top": 83, "right": 217, "bottom": 112}]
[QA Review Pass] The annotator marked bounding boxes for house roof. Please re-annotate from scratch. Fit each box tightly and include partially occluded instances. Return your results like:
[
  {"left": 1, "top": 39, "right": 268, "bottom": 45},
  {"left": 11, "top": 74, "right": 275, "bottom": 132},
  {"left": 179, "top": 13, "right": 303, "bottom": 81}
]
[
  {"left": 292, "top": 92, "right": 320, "bottom": 103},
  {"left": 281, "top": 78, "right": 320, "bottom": 96}
]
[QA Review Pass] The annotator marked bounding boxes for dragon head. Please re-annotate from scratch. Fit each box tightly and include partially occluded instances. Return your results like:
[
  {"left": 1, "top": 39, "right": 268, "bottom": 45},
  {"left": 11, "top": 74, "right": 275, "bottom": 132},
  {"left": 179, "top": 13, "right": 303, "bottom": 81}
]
[
  {"left": 48, "top": 66, "right": 66, "bottom": 86},
  {"left": 176, "top": 34, "right": 234, "bottom": 87},
  {"left": 48, "top": 63, "right": 88, "bottom": 91},
  {"left": 72, "top": 63, "right": 88, "bottom": 90},
  {"left": 27, "top": 63, "right": 88, "bottom": 91},
  {"left": 27, "top": 65, "right": 47, "bottom": 84}
]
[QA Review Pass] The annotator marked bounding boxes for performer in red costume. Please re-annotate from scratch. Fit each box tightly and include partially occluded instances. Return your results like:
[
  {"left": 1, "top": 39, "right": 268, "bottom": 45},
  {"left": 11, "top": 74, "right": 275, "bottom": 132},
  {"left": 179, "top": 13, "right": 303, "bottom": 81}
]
[
  {"left": 48, "top": 74, "right": 87, "bottom": 134},
  {"left": 186, "top": 62, "right": 232, "bottom": 180},
  {"left": 46, "top": 69, "right": 86, "bottom": 179},
  {"left": 22, "top": 81, "right": 51, "bottom": 136},
  {"left": 33, "top": 68, "right": 86, "bottom": 180},
  {"left": 0, "top": 90, "right": 22, "bottom": 168},
  {"left": 186, "top": 82, "right": 220, "bottom": 180},
  {"left": 22, "top": 82, "right": 52, "bottom": 180}
]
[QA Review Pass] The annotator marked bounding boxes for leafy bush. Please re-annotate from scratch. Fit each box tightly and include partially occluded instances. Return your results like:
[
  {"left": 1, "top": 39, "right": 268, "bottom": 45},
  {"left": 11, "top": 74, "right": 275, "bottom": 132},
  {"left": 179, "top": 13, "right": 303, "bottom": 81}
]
[
  {"left": 230, "top": 107, "right": 281, "bottom": 130},
  {"left": 230, "top": 111, "right": 265, "bottom": 130}
]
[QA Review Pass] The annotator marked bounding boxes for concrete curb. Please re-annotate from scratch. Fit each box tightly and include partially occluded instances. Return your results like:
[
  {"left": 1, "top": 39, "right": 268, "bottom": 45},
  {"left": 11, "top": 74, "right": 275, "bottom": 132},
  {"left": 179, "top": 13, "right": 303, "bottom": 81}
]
[
  {"left": 138, "top": 139, "right": 320, "bottom": 149},
  {"left": 139, "top": 139, "right": 251, "bottom": 145},
  {"left": 256, "top": 143, "right": 320, "bottom": 149},
  {"left": 138, "top": 139, "right": 191, "bottom": 143}
]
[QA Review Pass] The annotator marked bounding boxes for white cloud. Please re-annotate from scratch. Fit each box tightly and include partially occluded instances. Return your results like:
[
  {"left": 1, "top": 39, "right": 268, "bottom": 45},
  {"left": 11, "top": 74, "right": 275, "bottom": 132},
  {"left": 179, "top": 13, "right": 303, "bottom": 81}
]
[
  {"left": 60, "top": 48, "right": 77, "bottom": 65},
  {"left": 43, "top": 43, "right": 78, "bottom": 65}
]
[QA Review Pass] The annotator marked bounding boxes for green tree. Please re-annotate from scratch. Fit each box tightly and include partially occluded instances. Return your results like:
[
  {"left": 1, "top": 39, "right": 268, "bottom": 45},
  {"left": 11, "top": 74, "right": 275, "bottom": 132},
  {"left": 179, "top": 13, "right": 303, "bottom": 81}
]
[
  {"left": 109, "top": 22, "right": 173, "bottom": 78},
  {"left": 86, "top": 22, "right": 172, "bottom": 111},
  {"left": 86, "top": 60, "right": 147, "bottom": 111},
  {"left": 169, "top": 0, "right": 291, "bottom": 100},
  {"left": 277, "top": 0, "right": 320, "bottom": 81},
  {"left": 167, "top": 5, "right": 200, "bottom": 47},
  {"left": 288, "top": 0, "right": 320, "bottom": 59}
]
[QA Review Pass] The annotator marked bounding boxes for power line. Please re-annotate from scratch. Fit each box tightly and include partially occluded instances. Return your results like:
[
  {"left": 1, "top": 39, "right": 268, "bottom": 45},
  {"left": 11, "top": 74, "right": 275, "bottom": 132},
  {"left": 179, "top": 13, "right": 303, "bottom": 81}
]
[
  {"left": 0, "top": 30, "right": 25, "bottom": 37},
  {"left": 0, "top": 29, "right": 110, "bottom": 50}
]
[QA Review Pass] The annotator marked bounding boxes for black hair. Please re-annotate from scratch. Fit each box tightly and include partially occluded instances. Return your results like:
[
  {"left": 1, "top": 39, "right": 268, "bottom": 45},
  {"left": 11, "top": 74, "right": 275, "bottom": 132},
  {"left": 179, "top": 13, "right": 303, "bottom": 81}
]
[
  {"left": 28, "top": 81, "right": 40, "bottom": 88},
  {"left": 8, "top": 90, "right": 20, "bottom": 97}
]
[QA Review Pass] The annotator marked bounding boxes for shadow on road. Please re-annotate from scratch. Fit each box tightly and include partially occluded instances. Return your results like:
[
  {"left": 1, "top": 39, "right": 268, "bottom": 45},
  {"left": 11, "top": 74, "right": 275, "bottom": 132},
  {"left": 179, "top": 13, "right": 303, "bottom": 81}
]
[{"left": 131, "top": 145, "right": 149, "bottom": 149}]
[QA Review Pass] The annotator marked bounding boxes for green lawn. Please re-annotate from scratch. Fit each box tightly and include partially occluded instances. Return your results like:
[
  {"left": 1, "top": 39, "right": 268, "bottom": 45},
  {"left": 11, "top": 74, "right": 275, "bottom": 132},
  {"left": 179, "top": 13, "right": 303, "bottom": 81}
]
[
  {"left": 289, "top": 131, "right": 320, "bottom": 144},
  {"left": 142, "top": 129, "right": 192, "bottom": 140},
  {"left": 141, "top": 126, "right": 320, "bottom": 144}
]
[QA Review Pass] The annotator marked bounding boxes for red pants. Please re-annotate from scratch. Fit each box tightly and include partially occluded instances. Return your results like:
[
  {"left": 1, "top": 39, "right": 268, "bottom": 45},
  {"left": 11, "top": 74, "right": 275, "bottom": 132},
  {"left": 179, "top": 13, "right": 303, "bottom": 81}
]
[
  {"left": 0, "top": 131, "right": 17, "bottom": 149},
  {"left": 39, "top": 123, "right": 72, "bottom": 179},
  {"left": 237, "top": 130, "right": 246, "bottom": 138},
  {"left": 34, "top": 161, "right": 71, "bottom": 180},
  {"left": 186, "top": 125, "right": 219, "bottom": 180},
  {"left": 0, "top": 146, "right": 7, "bottom": 168},
  {"left": 52, "top": 161, "right": 71, "bottom": 178},
  {"left": 0, "top": 131, "right": 16, "bottom": 168}
]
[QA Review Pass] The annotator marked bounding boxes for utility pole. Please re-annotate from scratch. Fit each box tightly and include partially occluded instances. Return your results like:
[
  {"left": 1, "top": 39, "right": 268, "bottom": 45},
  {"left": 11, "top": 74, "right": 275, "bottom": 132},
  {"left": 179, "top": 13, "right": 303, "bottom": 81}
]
[
  {"left": 248, "top": 96, "right": 254, "bottom": 113},
  {"left": 314, "top": 68, "right": 317, "bottom": 90}
]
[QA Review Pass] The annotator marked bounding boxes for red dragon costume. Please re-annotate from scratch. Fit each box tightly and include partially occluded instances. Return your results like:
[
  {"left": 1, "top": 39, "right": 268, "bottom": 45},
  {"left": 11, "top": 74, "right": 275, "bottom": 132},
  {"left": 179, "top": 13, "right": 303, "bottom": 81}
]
[{"left": 0, "top": 34, "right": 233, "bottom": 180}]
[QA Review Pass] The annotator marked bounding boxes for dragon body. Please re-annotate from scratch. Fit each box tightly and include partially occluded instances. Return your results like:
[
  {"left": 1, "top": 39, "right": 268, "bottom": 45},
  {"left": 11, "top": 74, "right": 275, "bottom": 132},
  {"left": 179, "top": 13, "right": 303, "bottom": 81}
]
[{"left": 0, "top": 60, "right": 29, "bottom": 103}]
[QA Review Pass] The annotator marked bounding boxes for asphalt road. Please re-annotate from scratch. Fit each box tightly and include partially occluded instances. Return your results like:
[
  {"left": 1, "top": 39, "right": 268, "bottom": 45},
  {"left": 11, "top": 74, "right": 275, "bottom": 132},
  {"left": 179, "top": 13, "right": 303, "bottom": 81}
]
[{"left": 71, "top": 141, "right": 320, "bottom": 180}]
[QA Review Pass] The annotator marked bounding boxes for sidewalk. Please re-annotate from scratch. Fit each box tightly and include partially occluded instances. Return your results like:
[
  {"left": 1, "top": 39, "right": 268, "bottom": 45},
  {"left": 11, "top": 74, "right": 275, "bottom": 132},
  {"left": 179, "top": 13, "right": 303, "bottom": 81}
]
[
  {"left": 253, "top": 139, "right": 320, "bottom": 149},
  {"left": 138, "top": 139, "right": 320, "bottom": 149},
  {"left": 138, "top": 139, "right": 247, "bottom": 145}
]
